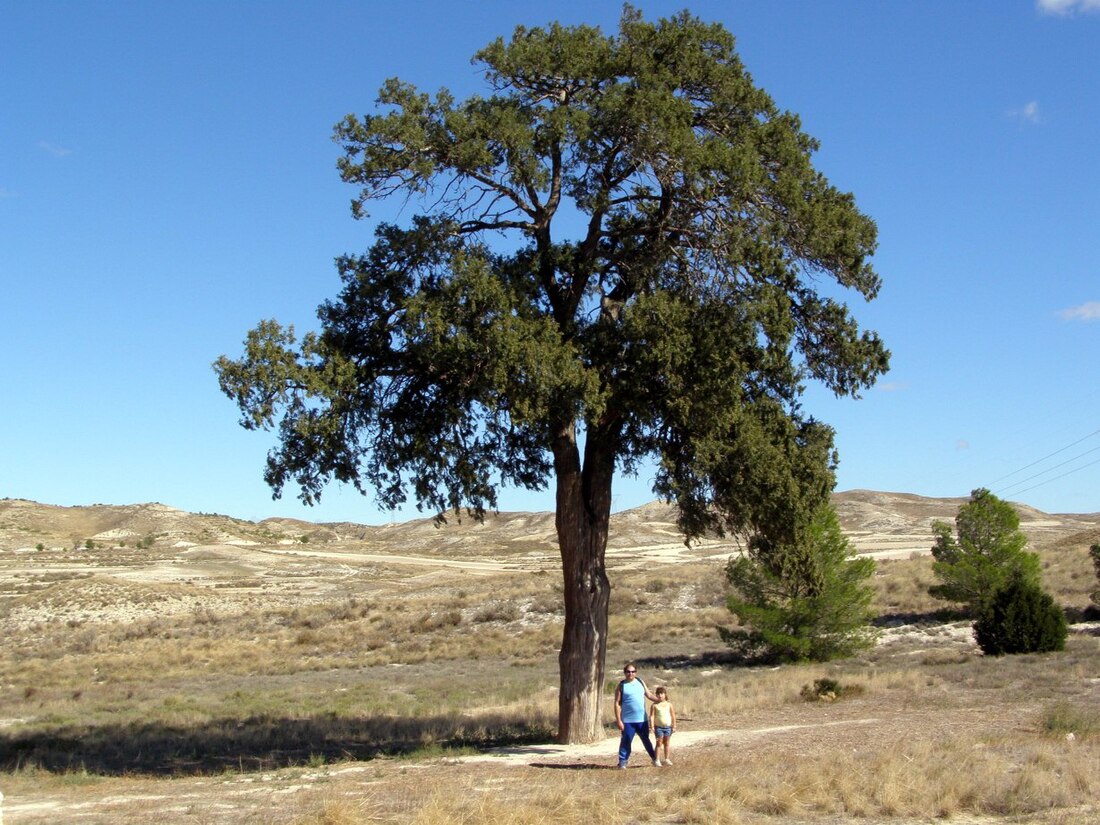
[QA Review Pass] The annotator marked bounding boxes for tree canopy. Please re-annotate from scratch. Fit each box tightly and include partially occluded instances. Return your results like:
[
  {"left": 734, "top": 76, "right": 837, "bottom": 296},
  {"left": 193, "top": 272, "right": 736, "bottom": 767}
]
[
  {"left": 929, "top": 488, "right": 1041, "bottom": 612},
  {"left": 215, "top": 7, "right": 889, "bottom": 742}
]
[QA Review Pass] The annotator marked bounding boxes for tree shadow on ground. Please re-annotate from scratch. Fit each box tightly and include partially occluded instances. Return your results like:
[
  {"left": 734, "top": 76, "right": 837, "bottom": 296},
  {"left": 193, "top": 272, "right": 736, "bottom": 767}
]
[
  {"left": 872, "top": 608, "right": 971, "bottom": 628},
  {"left": 875, "top": 606, "right": 1099, "bottom": 629},
  {"left": 530, "top": 762, "right": 617, "bottom": 770},
  {"left": 634, "top": 648, "right": 765, "bottom": 670},
  {"left": 1065, "top": 605, "right": 1100, "bottom": 624},
  {"left": 0, "top": 712, "right": 553, "bottom": 777}
]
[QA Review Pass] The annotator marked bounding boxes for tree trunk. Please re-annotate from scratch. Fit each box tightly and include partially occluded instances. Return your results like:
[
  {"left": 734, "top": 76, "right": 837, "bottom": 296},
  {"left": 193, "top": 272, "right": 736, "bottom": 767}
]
[{"left": 554, "top": 424, "right": 615, "bottom": 744}]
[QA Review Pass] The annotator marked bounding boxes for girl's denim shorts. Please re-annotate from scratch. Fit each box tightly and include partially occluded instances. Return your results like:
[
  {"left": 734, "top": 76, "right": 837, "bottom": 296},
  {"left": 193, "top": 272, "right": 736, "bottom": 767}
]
[{"left": 654, "top": 726, "right": 673, "bottom": 738}]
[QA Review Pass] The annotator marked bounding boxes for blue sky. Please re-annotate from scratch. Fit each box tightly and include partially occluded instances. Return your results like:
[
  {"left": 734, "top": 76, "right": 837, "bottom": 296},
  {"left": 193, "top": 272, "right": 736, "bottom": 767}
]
[{"left": 3, "top": 1, "right": 1098, "bottom": 524}]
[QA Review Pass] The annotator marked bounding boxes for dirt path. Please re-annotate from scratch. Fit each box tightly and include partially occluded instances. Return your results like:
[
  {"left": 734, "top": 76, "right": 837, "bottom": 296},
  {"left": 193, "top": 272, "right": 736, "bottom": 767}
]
[
  {"left": 0, "top": 719, "right": 883, "bottom": 823},
  {"left": 457, "top": 718, "right": 881, "bottom": 767}
]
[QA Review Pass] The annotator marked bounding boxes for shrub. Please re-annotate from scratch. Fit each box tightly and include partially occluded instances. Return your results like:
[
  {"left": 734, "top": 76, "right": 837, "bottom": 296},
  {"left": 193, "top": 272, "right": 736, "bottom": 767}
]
[
  {"left": 414, "top": 610, "right": 462, "bottom": 632},
  {"left": 472, "top": 603, "right": 520, "bottom": 623},
  {"left": 799, "top": 678, "right": 865, "bottom": 702},
  {"left": 973, "top": 575, "right": 1067, "bottom": 656}
]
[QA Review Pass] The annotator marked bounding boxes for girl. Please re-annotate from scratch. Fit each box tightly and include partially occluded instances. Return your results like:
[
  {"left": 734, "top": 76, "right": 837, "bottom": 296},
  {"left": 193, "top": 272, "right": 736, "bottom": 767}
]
[{"left": 649, "top": 686, "right": 677, "bottom": 766}]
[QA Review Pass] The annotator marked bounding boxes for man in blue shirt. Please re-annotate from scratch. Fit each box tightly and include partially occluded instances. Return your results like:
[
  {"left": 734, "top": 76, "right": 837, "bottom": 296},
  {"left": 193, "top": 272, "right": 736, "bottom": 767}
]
[{"left": 614, "top": 662, "right": 661, "bottom": 768}]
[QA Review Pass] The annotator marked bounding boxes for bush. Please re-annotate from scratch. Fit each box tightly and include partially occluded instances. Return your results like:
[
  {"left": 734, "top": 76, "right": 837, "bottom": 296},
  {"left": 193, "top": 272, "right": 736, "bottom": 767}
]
[
  {"left": 472, "top": 603, "right": 521, "bottom": 623},
  {"left": 414, "top": 610, "right": 462, "bottom": 632},
  {"left": 799, "top": 678, "right": 865, "bottom": 702},
  {"left": 973, "top": 575, "right": 1067, "bottom": 656}
]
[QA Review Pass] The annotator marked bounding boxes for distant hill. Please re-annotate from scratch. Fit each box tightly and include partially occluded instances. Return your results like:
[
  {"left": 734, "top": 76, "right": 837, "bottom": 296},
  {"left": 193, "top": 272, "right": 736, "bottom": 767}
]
[
  {"left": 2, "top": 492, "right": 1098, "bottom": 555},
  {"left": 830, "top": 489, "right": 1100, "bottom": 558}
]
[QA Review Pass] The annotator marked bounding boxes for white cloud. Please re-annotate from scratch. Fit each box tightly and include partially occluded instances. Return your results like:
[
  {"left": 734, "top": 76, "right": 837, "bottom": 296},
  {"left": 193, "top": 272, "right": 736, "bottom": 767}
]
[
  {"left": 37, "top": 141, "right": 72, "bottom": 157},
  {"left": 956, "top": 440, "right": 970, "bottom": 451},
  {"left": 876, "top": 381, "right": 909, "bottom": 392},
  {"left": 1060, "top": 301, "right": 1100, "bottom": 321},
  {"left": 1009, "top": 100, "right": 1042, "bottom": 124},
  {"left": 1038, "top": 0, "right": 1100, "bottom": 15}
]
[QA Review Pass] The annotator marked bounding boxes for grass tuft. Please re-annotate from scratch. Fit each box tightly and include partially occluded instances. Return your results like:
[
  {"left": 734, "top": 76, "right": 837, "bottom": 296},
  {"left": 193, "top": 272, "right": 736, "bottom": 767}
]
[{"left": 1040, "top": 700, "right": 1100, "bottom": 740}]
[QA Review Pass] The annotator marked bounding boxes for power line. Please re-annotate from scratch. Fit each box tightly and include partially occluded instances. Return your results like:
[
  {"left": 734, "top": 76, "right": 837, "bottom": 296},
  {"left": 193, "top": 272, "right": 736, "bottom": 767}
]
[
  {"left": 1006, "top": 455, "right": 1100, "bottom": 500},
  {"left": 930, "top": 389, "right": 1100, "bottom": 498},
  {"left": 995, "top": 442, "right": 1100, "bottom": 496},
  {"left": 989, "top": 426, "right": 1100, "bottom": 486}
]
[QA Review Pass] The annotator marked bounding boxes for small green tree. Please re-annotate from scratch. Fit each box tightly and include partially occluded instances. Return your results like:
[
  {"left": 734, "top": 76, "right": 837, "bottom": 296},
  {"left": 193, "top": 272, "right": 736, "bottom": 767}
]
[
  {"left": 1089, "top": 543, "right": 1100, "bottom": 607},
  {"left": 974, "top": 574, "right": 1067, "bottom": 656},
  {"left": 929, "top": 488, "right": 1040, "bottom": 613},
  {"left": 722, "top": 502, "right": 877, "bottom": 662}
]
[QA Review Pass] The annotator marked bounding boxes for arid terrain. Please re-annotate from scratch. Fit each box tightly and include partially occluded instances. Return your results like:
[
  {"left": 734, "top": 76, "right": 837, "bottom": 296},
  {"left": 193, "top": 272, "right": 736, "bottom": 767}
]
[{"left": 1, "top": 491, "right": 1098, "bottom": 824}]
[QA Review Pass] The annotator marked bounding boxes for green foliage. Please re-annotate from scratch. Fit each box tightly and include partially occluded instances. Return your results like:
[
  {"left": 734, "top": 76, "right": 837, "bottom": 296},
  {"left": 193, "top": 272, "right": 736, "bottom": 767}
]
[
  {"left": 929, "top": 489, "right": 1040, "bottom": 613},
  {"left": 722, "top": 503, "right": 877, "bottom": 662},
  {"left": 213, "top": 7, "right": 889, "bottom": 740},
  {"left": 1089, "top": 543, "right": 1100, "bottom": 606},
  {"left": 973, "top": 574, "right": 1067, "bottom": 656},
  {"left": 214, "top": 7, "right": 888, "bottom": 531}
]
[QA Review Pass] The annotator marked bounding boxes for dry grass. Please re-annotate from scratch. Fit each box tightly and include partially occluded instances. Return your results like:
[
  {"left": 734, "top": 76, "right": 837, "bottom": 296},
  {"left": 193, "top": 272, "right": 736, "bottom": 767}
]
[
  {"left": 284, "top": 721, "right": 1099, "bottom": 825},
  {"left": 871, "top": 555, "right": 948, "bottom": 618},
  {"left": 2, "top": 527, "right": 1100, "bottom": 823}
]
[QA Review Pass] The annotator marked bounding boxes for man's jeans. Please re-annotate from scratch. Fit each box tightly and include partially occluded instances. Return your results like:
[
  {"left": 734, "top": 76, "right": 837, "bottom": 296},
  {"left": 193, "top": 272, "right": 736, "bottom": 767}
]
[{"left": 618, "top": 719, "right": 657, "bottom": 766}]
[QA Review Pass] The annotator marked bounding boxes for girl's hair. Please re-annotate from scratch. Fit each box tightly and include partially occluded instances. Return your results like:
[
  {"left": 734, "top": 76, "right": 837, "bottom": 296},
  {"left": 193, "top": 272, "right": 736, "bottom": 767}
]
[{"left": 655, "top": 686, "right": 668, "bottom": 697}]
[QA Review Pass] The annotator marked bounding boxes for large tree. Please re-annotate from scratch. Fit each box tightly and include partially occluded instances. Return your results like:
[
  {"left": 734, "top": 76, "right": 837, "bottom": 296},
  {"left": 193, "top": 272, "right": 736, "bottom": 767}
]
[{"left": 215, "top": 8, "right": 889, "bottom": 743}]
